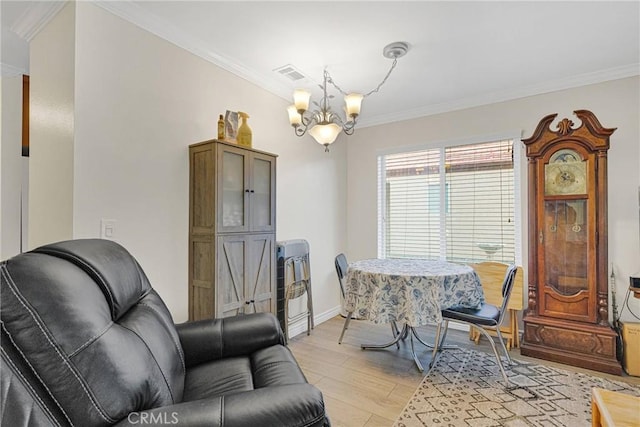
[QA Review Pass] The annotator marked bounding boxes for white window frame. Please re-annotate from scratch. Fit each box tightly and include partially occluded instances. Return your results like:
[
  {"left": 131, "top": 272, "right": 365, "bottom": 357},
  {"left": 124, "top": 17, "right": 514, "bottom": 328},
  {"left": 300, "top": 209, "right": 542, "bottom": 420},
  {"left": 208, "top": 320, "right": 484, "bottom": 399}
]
[{"left": 377, "top": 132, "right": 523, "bottom": 266}]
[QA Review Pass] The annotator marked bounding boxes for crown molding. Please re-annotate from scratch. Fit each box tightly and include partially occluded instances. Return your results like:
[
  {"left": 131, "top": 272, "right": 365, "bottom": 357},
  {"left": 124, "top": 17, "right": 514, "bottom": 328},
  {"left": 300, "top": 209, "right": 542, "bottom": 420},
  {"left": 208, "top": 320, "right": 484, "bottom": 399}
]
[
  {"left": 358, "top": 63, "right": 640, "bottom": 128},
  {"left": 1, "top": 62, "right": 26, "bottom": 77},
  {"left": 94, "top": 1, "right": 292, "bottom": 101},
  {"left": 94, "top": 1, "right": 639, "bottom": 129},
  {"left": 9, "top": 1, "right": 66, "bottom": 42}
]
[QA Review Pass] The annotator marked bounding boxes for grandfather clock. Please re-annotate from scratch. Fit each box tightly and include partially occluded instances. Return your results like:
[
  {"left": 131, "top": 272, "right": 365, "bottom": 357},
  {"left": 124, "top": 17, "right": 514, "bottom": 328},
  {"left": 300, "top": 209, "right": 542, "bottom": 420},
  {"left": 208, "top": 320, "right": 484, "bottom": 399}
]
[{"left": 521, "top": 110, "right": 621, "bottom": 375}]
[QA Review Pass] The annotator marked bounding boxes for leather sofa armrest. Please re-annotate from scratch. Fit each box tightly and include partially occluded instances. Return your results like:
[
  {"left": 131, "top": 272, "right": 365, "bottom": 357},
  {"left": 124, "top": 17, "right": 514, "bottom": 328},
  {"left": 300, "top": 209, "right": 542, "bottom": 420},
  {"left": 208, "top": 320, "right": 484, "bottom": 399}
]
[
  {"left": 113, "top": 384, "right": 330, "bottom": 427},
  {"left": 176, "top": 312, "right": 285, "bottom": 367}
]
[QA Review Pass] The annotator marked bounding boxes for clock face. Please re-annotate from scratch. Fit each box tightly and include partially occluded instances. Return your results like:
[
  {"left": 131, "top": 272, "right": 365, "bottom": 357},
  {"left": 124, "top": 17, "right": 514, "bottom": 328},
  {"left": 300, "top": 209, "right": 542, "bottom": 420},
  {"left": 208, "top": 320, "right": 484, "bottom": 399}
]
[{"left": 544, "top": 149, "right": 587, "bottom": 195}]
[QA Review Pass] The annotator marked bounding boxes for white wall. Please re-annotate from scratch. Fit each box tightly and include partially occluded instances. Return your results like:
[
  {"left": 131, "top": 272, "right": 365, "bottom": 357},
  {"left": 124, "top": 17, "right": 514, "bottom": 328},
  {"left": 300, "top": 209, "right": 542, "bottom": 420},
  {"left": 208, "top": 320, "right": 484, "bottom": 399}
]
[
  {"left": 346, "top": 76, "right": 640, "bottom": 322},
  {"left": 31, "top": 2, "right": 344, "bottom": 323},
  {"left": 29, "top": 2, "right": 75, "bottom": 249},
  {"left": 1, "top": 76, "right": 23, "bottom": 259}
]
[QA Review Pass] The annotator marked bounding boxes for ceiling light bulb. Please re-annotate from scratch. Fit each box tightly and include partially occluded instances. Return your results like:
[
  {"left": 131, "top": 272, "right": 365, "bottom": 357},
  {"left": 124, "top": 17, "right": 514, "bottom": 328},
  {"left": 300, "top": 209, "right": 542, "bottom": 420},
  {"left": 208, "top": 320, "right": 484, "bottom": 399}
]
[
  {"left": 345, "top": 93, "right": 363, "bottom": 117},
  {"left": 293, "top": 89, "right": 311, "bottom": 113},
  {"left": 287, "top": 105, "right": 302, "bottom": 126},
  {"left": 309, "top": 123, "right": 342, "bottom": 146}
]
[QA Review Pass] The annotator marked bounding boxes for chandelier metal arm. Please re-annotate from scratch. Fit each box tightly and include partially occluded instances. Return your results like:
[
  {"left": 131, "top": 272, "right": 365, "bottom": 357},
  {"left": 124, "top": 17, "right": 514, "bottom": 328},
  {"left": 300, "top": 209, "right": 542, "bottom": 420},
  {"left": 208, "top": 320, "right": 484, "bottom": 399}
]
[
  {"left": 293, "top": 112, "right": 318, "bottom": 137},
  {"left": 326, "top": 57, "right": 399, "bottom": 98}
]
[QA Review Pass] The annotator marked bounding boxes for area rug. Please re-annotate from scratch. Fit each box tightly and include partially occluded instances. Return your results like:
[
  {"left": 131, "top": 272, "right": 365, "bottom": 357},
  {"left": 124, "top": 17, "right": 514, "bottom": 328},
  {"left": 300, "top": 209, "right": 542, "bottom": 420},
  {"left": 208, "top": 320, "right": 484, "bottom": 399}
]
[{"left": 394, "top": 348, "right": 640, "bottom": 426}]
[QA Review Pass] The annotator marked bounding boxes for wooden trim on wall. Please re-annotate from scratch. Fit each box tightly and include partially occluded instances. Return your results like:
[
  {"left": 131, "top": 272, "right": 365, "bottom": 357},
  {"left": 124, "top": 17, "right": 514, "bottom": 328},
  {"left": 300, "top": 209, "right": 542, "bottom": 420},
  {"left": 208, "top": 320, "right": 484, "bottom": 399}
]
[{"left": 22, "top": 75, "right": 29, "bottom": 157}]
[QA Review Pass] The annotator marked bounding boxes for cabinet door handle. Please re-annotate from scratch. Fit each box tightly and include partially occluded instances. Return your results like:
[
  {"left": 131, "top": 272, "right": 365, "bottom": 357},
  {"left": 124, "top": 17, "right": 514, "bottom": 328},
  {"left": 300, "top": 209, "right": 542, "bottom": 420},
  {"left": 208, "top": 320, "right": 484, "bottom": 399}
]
[
  {"left": 250, "top": 190, "right": 254, "bottom": 193},
  {"left": 245, "top": 189, "right": 250, "bottom": 193},
  {"left": 539, "top": 230, "right": 543, "bottom": 244},
  {"left": 245, "top": 301, "right": 250, "bottom": 305}
]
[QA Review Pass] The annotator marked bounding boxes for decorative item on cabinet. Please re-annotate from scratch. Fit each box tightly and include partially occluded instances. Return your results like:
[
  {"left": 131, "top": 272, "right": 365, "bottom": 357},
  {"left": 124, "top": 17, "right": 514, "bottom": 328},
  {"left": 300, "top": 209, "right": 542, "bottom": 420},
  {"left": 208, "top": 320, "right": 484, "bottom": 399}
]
[
  {"left": 188, "top": 139, "right": 277, "bottom": 321},
  {"left": 237, "top": 111, "right": 252, "bottom": 148},
  {"left": 520, "top": 110, "right": 621, "bottom": 375},
  {"left": 224, "top": 110, "right": 238, "bottom": 142},
  {"left": 217, "top": 114, "right": 225, "bottom": 140}
]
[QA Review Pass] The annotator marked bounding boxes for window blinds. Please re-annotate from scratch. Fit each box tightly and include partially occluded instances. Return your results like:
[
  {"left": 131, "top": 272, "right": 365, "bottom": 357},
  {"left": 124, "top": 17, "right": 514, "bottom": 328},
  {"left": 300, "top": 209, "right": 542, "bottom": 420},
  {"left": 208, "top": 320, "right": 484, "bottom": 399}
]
[{"left": 378, "top": 139, "right": 515, "bottom": 263}]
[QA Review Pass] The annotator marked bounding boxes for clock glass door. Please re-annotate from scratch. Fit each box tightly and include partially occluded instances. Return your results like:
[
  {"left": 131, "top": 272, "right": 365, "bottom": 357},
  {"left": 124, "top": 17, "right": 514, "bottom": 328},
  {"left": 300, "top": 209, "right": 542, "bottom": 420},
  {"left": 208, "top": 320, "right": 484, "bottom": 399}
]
[
  {"left": 543, "top": 199, "right": 588, "bottom": 296},
  {"left": 538, "top": 147, "right": 594, "bottom": 322}
]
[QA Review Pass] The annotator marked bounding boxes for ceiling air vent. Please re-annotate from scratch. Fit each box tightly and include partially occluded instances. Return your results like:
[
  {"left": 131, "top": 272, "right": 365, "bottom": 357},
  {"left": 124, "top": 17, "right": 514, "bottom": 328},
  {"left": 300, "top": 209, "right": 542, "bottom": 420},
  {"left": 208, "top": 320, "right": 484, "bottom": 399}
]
[{"left": 274, "top": 64, "right": 306, "bottom": 82}]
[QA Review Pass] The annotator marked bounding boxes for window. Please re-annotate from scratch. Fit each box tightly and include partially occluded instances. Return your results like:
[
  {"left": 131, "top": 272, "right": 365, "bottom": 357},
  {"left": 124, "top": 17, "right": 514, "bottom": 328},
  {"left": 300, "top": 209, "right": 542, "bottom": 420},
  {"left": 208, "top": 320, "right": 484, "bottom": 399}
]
[{"left": 378, "top": 138, "right": 520, "bottom": 264}]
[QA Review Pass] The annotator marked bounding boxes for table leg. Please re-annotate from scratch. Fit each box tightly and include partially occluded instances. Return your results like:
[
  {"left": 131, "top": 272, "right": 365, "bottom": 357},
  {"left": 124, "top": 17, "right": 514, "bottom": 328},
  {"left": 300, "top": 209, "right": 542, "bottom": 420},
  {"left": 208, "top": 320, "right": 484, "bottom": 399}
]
[
  {"left": 361, "top": 323, "right": 408, "bottom": 350},
  {"left": 409, "top": 332, "right": 424, "bottom": 372},
  {"left": 361, "top": 323, "right": 457, "bottom": 372},
  {"left": 390, "top": 321, "right": 401, "bottom": 349}
]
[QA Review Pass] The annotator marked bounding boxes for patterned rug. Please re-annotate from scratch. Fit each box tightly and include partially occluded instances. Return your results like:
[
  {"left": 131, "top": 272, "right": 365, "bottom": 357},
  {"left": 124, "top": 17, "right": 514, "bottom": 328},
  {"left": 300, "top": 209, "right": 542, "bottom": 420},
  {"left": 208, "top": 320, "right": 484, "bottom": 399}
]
[{"left": 394, "top": 348, "right": 640, "bottom": 426}]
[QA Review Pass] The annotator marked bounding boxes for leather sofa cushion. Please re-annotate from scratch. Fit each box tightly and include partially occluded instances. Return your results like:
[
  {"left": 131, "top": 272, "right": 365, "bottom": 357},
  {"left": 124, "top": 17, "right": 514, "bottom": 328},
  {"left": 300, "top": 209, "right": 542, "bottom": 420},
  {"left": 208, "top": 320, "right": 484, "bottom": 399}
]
[
  {"left": 183, "top": 345, "right": 308, "bottom": 402},
  {"left": 35, "top": 240, "right": 152, "bottom": 320},
  {"left": 252, "top": 345, "right": 308, "bottom": 388},
  {"left": 1, "top": 240, "right": 185, "bottom": 425},
  {"left": 183, "top": 357, "right": 253, "bottom": 400}
]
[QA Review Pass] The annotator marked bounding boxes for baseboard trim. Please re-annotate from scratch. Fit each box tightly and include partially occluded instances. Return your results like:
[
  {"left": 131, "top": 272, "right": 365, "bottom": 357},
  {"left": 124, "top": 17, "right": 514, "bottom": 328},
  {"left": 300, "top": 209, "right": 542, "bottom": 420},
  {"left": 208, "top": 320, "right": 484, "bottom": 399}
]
[{"left": 288, "top": 305, "right": 342, "bottom": 339}]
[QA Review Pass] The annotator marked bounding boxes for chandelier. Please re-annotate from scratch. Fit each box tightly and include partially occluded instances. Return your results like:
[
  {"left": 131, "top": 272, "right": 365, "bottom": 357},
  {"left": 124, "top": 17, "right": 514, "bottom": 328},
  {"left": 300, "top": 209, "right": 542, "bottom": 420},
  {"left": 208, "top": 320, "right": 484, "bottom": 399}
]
[{"left": 286, "top": 41, "right": 410, "bottom": 151}]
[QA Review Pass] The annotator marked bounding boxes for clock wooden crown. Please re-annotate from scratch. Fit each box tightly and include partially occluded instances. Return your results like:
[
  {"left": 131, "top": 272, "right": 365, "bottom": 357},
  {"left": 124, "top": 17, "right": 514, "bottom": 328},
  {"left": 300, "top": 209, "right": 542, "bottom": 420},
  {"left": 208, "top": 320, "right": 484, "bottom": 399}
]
[{"left": 522, "top": 110, "right": 616, "bottom": 158}]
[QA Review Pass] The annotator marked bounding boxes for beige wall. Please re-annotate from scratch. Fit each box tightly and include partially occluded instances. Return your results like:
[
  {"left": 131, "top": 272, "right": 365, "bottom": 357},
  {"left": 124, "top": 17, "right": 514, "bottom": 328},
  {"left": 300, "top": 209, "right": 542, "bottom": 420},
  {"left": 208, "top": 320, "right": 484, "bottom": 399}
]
[
  {"left": 346, "top": 76, "right": 640, "bottom": 322},
  {"left": 28, "top": 2, "right": 637, "bottom": 325},
  {"left": 26, "top": 2, "right": 346, "bottom": 323},
  {"left": 1, "top": 76, "right": 23, "bottom": 259},
  {"left": 29, "top": 3, "right": 75, "bottom": 249}
]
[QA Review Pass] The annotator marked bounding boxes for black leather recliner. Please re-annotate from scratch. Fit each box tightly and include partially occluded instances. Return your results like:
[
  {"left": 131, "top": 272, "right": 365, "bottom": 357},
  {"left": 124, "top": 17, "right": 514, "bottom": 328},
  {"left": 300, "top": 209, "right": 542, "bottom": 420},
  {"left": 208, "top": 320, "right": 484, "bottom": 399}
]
[{"left": 1, "top": 239, "right": 329, "bottom": 426}]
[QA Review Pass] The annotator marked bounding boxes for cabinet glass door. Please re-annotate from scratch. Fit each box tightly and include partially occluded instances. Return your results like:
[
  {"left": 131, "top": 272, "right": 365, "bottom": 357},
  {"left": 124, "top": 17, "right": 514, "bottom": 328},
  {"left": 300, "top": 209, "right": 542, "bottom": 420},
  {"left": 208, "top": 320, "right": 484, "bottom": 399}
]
[
  {"left": 218, "top": 147, "right": 248, "bottom": 232},
  {"left": 250, "top": 154, "right": 275, "bottom": 232}
]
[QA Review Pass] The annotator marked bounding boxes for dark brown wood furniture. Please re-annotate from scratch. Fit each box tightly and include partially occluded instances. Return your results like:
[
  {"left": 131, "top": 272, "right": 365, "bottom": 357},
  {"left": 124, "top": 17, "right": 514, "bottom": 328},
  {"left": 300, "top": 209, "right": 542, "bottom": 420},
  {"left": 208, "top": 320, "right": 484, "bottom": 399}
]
[
  {"left": 188, "top": 139, "right": 277, "bottom": 320},
  {"left": 520, "top": 110, "right": 621, "bottom": 375}
]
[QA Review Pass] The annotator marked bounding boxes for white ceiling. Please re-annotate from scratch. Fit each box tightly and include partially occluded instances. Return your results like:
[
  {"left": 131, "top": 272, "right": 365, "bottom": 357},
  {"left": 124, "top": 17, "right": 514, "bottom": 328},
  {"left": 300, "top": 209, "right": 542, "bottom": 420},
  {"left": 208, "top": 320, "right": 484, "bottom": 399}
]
[{"left": 2, "top": 1, "right": 639, "bottom": 127}]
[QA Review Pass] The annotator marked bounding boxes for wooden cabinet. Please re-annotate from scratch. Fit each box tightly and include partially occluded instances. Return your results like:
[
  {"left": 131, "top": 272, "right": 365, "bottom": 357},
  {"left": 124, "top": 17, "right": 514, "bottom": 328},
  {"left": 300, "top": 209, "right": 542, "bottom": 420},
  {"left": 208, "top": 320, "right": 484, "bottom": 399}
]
[
  {"left": 189, "top": 139, "right": 276, "bottom": 321},
  {"left": 520, "top": 110, "right": 621, "bottom": 375}
]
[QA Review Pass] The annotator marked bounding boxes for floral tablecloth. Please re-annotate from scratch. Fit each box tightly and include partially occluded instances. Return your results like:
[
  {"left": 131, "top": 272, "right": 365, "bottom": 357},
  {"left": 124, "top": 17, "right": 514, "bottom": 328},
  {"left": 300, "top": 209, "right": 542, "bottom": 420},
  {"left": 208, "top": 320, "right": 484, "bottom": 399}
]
[{"left": 345, "top": 258, "right": 484, "bottom": 326}]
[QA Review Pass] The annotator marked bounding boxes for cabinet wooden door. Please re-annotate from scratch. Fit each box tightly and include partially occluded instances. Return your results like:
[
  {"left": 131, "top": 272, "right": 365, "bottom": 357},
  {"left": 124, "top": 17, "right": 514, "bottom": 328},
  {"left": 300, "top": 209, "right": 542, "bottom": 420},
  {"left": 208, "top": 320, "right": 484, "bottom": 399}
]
[
  {"left": 216, "top": 234, "right": 275, "bottom": 317},
  {"left": 246, "top": 234, "right": 275, "bottom": 314}
]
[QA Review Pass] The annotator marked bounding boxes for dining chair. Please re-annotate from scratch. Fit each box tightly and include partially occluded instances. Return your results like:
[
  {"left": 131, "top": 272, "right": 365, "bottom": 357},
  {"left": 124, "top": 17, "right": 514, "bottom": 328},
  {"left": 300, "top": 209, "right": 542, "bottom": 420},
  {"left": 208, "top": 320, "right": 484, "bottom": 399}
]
[
  {"left": 335, "top": 253, "right": 353, "bottom": 344},
  {"left": 283, "top": 254, "right": 314, "bottom": 342},
  {"left": 428, "top": 263, "right": 518, "bottom": 386},
  {"left": 335, "top": 253, "right": 400, "bottom": 345}
]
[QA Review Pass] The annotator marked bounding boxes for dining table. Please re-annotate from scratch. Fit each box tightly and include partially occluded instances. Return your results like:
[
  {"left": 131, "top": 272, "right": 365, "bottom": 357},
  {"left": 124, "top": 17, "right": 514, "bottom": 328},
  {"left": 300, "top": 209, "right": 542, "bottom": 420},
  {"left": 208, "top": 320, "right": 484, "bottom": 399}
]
[{"left": 345, "top": 258, "right": 485, "bottom": 371}]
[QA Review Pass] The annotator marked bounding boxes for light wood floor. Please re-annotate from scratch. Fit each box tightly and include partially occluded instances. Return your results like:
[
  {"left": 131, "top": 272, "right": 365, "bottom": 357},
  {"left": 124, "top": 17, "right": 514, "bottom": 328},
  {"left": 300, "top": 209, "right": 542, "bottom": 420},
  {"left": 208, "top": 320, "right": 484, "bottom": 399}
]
[{"left": 287, "top": 316, "right": 640, "bottom": 427}]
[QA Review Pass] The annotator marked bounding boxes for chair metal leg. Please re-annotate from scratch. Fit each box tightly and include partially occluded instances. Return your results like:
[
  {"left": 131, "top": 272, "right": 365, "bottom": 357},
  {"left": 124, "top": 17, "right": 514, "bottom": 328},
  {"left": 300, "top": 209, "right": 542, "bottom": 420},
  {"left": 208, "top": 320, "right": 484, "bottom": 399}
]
[
  {"left": 494, "top": 327, "right": 512, "bottom": 365},
  {"left": 427, "top": 320, "right": 446, "bottom": 371},
  {"left": 338, "top": 311, "right": 353, "bottom": 344},
  {"left": 474, "top": 325, "right": 510, "bottom": 387},
  {"left": 306, "top": 282, "right": 315, "bottom": 330},
  {"left": 284, "top": 297, "right": 290, "bottom": 343}
]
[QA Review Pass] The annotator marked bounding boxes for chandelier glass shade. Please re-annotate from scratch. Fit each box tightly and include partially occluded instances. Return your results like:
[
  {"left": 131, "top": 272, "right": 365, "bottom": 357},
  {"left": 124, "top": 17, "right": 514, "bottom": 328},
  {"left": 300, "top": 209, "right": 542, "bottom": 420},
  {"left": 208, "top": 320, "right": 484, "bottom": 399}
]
[{"left": 287, "top": 41, "right": 409, "bottom": 151}]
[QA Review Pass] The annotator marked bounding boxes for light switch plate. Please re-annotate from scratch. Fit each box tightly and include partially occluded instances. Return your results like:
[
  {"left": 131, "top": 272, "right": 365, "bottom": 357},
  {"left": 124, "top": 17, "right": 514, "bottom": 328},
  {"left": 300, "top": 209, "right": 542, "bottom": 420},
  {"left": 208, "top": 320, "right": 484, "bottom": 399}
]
[{"left": 100, "top": 219, "right": 116, "bottom": 240}]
